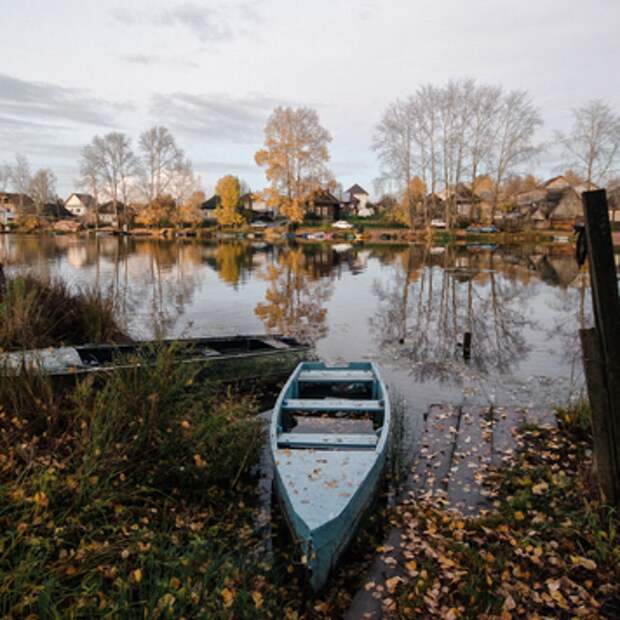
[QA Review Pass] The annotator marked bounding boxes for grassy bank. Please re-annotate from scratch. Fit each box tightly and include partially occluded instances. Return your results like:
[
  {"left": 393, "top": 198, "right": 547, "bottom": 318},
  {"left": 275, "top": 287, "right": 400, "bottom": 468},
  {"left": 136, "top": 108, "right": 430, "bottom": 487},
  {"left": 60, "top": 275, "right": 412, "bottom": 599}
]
[
  {"left": 0, "top": 272, "right": 128, "bottom": 351},
  {"left": 0, "top": 346, "right": 270, "bottom": 618}
]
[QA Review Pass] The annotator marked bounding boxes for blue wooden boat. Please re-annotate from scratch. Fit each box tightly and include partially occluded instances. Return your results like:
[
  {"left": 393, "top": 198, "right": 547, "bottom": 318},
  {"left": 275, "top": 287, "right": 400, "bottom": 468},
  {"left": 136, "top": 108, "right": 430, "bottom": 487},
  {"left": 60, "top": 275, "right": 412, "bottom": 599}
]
[{"left": 270, "top": 361, "right": 390, "bottom": 591}]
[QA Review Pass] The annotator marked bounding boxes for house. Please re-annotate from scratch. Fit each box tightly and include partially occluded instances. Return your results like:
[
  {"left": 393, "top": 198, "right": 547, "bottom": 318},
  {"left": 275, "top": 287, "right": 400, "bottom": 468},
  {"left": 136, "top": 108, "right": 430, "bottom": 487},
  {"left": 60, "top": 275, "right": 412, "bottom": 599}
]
[
  {"left": 515, "top": 189, "right": 546, "bottom": 209},
  {"left": 200, "top": 195, "right": 220, "bottom": 223},
  {"left": 607, "top": 186, "right": 620, "bottom": 224},
  {"left": 547, "top": 188, "right": 583, "bottom": 229},
  {"left": 41, "top": 202, "right": 74, "bottom": 220},
  {"left": 0, "top": 192, "right": 35, "bottom": 215},
  {"left": 98, "top": 201, "right": 126, "bottom": 226},
  {"left": 543, "top": 175, "right": 572, "bottom": 191},
  {"left": 341, "top": 184, "right": 372, "bottom": 217},
  {"left": 65, "top": 193, "right": 97, "bottom": 217},
  {"left": 305, "top": 189, "right": 342, "bottom": 221},
  {"left": 239, "top": 192, "right": 277, "bottom": 220}
]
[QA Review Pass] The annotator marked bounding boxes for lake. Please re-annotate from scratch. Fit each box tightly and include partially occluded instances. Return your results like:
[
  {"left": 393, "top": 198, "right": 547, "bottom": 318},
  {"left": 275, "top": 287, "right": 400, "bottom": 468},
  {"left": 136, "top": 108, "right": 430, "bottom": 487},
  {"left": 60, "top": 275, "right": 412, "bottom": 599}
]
[{"left": 1, "top": 235, "right": 591, "bottom": 439}]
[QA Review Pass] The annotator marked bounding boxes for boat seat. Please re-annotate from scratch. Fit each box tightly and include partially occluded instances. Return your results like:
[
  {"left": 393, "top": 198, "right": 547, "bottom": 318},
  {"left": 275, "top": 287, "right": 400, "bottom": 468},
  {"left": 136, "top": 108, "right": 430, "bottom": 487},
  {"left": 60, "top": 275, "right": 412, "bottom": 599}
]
[
  {"left": 277, "top": 432, "right": 378, "bottom": 449},
  {"left": 283, "top": 398, "right": 383, "bottom": 413},
  {"left": 298, "top": 369, "right": 374, "bottom": 383}
]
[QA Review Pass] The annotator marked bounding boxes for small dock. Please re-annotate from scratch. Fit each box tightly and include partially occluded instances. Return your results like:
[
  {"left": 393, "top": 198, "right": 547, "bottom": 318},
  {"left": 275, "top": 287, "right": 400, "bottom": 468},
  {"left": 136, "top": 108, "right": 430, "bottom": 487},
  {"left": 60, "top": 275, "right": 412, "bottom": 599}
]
[{"left": 345, "top": 403, "right": 555, "bottom": 620}]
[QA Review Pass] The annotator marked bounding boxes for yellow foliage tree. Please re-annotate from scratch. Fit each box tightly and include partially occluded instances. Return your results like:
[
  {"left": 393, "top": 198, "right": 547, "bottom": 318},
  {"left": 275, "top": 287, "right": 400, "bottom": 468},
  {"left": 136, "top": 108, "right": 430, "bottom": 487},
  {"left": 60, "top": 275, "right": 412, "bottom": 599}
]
[
  {"left": 255, "top": 107, "right": 333, "bottom": 223},
  {"left": 172, "top": 190, "right": 205, "bottom": 227},
  {"left": 214, "top": 176, "right": 243, "bottom": 226},
  {"left": 135, "top": 194, "right": 176, "bottom": 227},
  {"left": 397, "top": 177, "right": 427, "bottom": 226}
]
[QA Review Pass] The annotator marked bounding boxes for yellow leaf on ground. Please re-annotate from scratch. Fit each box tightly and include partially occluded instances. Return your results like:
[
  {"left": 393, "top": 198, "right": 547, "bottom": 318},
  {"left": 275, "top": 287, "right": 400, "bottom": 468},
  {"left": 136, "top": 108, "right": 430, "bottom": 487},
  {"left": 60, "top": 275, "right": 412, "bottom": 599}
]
[
  {"left": 221, "top": 587, "right": 234, "bottom": 608},
  {"left": 252, "top": 591, "right": 263, "bottom": 609},
  {"left": 131, "top": 568, "right": 142, "bottom": 584}
]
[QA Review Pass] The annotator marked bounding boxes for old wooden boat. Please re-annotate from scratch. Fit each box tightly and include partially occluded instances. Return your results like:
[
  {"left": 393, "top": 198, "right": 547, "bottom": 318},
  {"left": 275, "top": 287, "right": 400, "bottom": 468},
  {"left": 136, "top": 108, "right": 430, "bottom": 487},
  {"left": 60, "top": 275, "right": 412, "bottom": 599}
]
[
  {"left": 270, "top": 361, "right": 390, "bottom": 591},
  {"left": 0, "top": 335, "right": 310, "bottom": 383}
]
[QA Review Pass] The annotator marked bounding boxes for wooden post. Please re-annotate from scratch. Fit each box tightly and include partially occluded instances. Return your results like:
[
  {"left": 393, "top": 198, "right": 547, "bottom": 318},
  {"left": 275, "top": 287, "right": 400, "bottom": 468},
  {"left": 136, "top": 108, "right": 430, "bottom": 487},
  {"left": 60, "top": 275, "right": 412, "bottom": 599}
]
[
  {"left": 463, "top": 332, "right": 472, "bottom": 361},
  {"left": 580, "top": 189, "right": 620, "bottom": 505}
]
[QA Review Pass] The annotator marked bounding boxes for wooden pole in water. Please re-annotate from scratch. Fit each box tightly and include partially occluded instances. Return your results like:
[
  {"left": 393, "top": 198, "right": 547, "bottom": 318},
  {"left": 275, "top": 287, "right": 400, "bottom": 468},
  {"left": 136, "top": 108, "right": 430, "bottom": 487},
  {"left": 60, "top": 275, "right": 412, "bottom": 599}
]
[
  {"left": 463, "top": 332, "right": 472, "bottom": 362},
  {"left": 580, "top": 189, "right": 620, "bottom": 506}
]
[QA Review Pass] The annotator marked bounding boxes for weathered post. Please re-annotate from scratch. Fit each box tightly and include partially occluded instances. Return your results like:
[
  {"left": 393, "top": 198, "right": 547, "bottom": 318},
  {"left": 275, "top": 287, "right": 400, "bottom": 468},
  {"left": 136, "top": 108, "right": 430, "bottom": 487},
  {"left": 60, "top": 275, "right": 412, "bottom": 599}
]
[
  {"left": 463, "top": 332, "right": 472, "bottom": 361},
  {"left": 580, "top": 189, "right": 620, "bottom": 505}
]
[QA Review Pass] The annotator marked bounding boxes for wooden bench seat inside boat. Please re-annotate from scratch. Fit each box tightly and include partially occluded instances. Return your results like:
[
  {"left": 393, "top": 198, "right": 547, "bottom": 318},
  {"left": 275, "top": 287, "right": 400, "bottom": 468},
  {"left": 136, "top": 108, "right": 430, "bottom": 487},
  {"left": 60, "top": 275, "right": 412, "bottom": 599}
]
[
  {"left": 297, "top": 369, "right": 374, "bottom": 383},
  {"left": 282, "top": 398, "right": 383, "bottom": 413},
  {"left": 277, "top": 432, "right": 378, "bottom": 449}
]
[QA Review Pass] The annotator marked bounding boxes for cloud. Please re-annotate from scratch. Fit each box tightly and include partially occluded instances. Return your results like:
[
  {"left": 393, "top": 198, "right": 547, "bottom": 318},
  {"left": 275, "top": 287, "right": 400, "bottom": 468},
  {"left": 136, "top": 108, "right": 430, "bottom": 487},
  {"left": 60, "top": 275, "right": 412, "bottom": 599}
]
[
  {"left": 118, "top": 53, "right": 199, "bottom": 69},
  {"left": 0, "top": 73, "right": 131, "bottom": 128},
  {"left": 150, "top": 92, "right": 286, "bottom": 143},
  {"left": 113, "top": 1, "right": 263, "bottom": 44}
]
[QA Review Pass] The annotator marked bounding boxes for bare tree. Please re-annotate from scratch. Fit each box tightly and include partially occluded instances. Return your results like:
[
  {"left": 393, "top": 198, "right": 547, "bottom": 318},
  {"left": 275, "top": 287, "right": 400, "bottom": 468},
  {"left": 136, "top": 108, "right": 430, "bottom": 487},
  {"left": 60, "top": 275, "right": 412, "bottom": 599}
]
[
  {"left": 78, "top": 145, "right": 101, "bottom": 226},
  {"left": 556, "top": 99, "right": 620, "bottom": 184},
  {"left": 139, "top": 126, "right": 183, "bottom": 201},
  {"left": 487, "top": 90, "right": 542, "bottom": 216},
  {"left": 373, "top": 98, "right": 416, "bottom": 223},
  {"left": 80, "top": 133, "right": 140, "bottom": 223},
  {"left": 168, "top": 156, "right": 201, "bottom": 208},
  {"left": 0, "top": 163, "right": 10, "bottom": 192},
  {"left": 10, "top": 154, "right": 32, "bottom": 211},
  {"left": 29, "top": 169, "right": 57, "bottom": 214}
]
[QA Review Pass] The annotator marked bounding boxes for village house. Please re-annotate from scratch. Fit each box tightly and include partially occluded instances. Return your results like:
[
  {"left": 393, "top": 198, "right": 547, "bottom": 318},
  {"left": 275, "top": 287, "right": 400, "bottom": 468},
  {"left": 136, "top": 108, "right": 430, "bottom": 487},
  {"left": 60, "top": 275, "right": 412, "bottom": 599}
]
[
  {"left": 239, "top": 192, "right": 277, "bottom": 220},
  {"left": 98, "top": 201, "right": 126, "bottom": 227},
  {"left": 65, "top": 193, "right": 97, "bottom": 217},
  {"left": 341, "top": 184, "right": 373, "bottom": 217},
  {"left": 0, "top": 192, "right": 35, "bottom": 217},
  {"left": 41, "top": 202, "right": 74, "bottom": 220},
  {"left": 305, "top": 189, "right": 342, "bottom": 221},
  {"left": 543, "top": 175, "right": 572, "bottom": 191}
]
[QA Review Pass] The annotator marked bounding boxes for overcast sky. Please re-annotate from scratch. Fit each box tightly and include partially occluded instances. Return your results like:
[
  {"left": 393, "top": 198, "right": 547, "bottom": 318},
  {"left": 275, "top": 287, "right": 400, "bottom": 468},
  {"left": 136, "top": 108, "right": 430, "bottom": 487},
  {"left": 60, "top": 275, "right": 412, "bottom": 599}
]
[{"left": 1, "top": 0, "right": 619, "bottom": 198}]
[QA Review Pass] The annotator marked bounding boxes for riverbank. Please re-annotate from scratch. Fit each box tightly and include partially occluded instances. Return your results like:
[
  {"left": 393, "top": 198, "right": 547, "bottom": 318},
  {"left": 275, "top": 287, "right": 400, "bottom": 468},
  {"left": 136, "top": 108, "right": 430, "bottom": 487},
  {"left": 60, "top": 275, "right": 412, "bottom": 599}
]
[{"left": 2, "top": 223, "right": 580, "bottom": 247}]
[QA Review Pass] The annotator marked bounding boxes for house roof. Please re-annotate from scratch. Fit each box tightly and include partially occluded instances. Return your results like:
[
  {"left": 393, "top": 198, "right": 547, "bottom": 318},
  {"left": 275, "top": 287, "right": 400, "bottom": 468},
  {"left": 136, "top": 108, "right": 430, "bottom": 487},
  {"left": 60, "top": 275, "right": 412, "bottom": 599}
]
[
  {"left": 201, "top": 195, "right": 221, "bottom": 210},
  {"left": 65, "top": 193, "right": 97, "bottom": 208},
  {"left": 309, "top": 189, "right": 340, "bottom": 206},
  {"left": 543, "top": 175, "right": 570, "bottom": 189},
  {"left": 0, "top": 192, "right": 34, "bottom": 206},
  {"left": 346, "top": 184, "right": 368, "bottom": 196},
  {"left": 99, "top": 201, "right": 126, "bottom": 214},
  {"left": 42, "top": 202, "right": 74, "bottom": 218}
]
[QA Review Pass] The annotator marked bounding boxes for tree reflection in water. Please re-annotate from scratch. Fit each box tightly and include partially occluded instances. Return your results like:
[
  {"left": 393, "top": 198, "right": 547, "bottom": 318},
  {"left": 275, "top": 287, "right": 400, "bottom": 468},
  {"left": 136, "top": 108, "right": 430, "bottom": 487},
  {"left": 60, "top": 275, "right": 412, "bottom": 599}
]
[
  {"left": 255, "top": 247, "right": 333, "bottom": 345},
  {"left": 371, "top": 245, "right": 539, "bottom": 382}
]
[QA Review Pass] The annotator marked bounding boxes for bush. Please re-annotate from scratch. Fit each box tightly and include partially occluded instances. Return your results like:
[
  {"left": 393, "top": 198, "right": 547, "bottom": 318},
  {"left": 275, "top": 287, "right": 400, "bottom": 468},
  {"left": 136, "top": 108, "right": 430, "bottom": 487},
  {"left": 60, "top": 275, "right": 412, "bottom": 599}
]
[{"left": 0, "top": 273, "right": 128, "bottom": 351}]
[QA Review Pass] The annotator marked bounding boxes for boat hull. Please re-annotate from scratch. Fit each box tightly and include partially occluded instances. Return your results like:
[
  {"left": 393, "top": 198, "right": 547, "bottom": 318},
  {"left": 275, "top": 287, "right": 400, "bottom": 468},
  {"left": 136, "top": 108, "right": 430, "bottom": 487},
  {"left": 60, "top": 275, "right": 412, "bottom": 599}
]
[{"left": 270, "top": 361, "right": 390, "bottom": 591}]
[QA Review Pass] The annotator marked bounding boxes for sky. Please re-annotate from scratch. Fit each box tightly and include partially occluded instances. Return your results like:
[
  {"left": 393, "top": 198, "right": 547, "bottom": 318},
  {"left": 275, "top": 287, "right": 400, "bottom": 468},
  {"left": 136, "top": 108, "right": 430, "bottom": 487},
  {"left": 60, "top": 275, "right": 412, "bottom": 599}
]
[{"left": 1, "top": 0, "right": 619, "bottom": 198}]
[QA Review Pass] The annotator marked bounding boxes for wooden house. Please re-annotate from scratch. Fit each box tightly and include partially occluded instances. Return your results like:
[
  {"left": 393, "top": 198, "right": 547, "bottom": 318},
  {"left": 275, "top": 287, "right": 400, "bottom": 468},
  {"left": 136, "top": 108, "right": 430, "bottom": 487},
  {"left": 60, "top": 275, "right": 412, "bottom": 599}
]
[
  {"left": 239, "top": 192, "right": 277, "bottom": 220},
  {"left": 41, "top": 202, "right": 74, "bottom": 220},
  {"left": 547, "top": 188, "right": 583, "bottom": 230},
  {"left": 65, "top": 193, "right": 97, "bottom": 217},
  {"left": 305, "top": 189, "right": 342, "bottom": 221}
]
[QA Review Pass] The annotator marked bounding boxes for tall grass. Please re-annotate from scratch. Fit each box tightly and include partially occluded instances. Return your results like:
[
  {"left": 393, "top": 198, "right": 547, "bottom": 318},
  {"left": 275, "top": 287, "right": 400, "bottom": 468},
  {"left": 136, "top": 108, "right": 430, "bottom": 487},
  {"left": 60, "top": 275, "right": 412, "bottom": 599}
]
[
  {"left": 0, "top": 273, "right": 128, "bottom": 351},
  {"left": 0, "top": 345, "right": 266, "bottom": 618}
]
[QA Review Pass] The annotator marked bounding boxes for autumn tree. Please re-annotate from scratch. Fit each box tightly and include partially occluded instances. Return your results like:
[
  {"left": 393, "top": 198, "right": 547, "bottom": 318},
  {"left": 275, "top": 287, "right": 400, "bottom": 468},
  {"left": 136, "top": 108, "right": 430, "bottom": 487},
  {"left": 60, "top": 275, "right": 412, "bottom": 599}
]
[
  {"left": 214, "top": 175, "right": 243, "bottom": 226},
  {"left": 172, "top": 190, "right": 205, "bottom": 227},
  {"left": 556, "top": 100, "right": 620, "bottom": 184},
  {"left": 255, "top": 107, "right": 333, "bottom": 223},
  {"left": 395, "top": 177, "right": 427, "bottom": 226},
  {"left": 136, "top": 194, "right": 176, "bottom": 227}
]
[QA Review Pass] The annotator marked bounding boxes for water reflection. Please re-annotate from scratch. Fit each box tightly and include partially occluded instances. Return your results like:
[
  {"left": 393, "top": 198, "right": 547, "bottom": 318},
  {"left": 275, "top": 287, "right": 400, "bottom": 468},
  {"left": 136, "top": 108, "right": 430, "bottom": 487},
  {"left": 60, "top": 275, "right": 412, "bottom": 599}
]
[
  {"left": 1, "top": 235, "right": 594, "bottom": 407},
  {"left": 255, "top": 247, "right": 333, "bottom": 345}
]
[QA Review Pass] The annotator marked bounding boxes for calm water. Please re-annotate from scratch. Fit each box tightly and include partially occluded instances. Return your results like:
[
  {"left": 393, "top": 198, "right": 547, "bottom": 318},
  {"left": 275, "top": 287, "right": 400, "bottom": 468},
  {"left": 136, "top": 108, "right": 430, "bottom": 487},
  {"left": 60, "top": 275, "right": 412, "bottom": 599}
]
[{"left": 1, "top": 235, "right": 591, "bottom": 439}]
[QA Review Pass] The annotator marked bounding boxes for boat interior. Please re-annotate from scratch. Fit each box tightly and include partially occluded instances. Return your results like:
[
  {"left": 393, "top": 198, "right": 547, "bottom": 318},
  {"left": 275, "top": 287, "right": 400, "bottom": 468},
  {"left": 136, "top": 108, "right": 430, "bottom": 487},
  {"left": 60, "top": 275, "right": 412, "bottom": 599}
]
[
  {"left": 277, "top": 363, "right": 387, "bottom": 451},
  {"left": 76, "top": 336, "right": 301, "bottom": 366}
]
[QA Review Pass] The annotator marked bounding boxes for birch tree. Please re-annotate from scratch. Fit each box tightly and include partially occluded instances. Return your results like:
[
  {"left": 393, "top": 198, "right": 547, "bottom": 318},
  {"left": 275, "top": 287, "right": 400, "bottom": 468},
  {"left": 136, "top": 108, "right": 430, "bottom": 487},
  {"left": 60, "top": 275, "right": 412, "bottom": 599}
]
[
  {"left": 556, "top": 99, "right": 620, "bottom": 184},
  {"left": 487, "top": 90, "right": 542, "bottom": 215},
  {"left": 79, "top": 132, "right": 140, "bottom": 222},
  {"left": 0, "top": 164, "right": 10, "bottom": 191},
  {"left": 255, "top": 107, "right": 333, "bottom": 223},
  {"left": 139, "top": 126, "right": 183, "bottom": 201}
]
